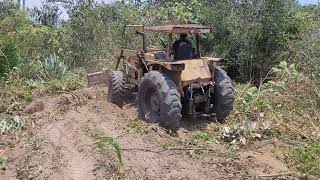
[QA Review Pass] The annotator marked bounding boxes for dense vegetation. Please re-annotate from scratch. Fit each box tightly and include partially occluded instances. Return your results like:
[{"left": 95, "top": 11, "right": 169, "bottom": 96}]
[{"left": 0, "top": 0, "right": 319, "bottom": 178}]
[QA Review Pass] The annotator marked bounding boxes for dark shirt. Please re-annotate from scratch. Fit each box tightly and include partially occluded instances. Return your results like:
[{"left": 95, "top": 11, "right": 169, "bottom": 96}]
[{"left": 172, "top": 39, "right": 193, "bottom": 60}]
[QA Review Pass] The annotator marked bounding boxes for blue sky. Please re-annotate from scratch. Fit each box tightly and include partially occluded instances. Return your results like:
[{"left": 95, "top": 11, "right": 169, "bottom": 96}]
[{"left": 300, "top": 0, "right": 319, "bottom": 4}]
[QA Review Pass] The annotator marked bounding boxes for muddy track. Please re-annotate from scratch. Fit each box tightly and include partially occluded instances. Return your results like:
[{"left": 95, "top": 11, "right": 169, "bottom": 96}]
[{"left": 0, "top": 87, "right": 298, "bottom": 180}]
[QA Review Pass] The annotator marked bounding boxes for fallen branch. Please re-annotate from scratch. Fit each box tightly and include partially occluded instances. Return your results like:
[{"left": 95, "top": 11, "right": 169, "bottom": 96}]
[
  {"left": 121, "top": 146, "right": 220, "bottom": 153},
  {"left": 271, "top": 109, "right": 310, "bottom": 139},
  {"left": 61, "top": 90, "right": 81, "bottom": 106},
  {"left": 0, "top": 148, "right": 7, "bottom": 155},
  {"left": 257, "top": 172, "right": 297, "bottom": 178}
]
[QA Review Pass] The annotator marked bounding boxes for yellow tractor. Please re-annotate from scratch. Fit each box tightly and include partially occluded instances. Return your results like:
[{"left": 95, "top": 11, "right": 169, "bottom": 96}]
[{"left": 98, "top": 24, "right": 235, "bottom": 129}]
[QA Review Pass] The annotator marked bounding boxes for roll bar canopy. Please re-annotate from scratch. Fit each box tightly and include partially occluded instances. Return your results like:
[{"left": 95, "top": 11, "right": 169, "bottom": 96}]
[{"left": 126, "top": 24, "right": 211, "bottom": 34}]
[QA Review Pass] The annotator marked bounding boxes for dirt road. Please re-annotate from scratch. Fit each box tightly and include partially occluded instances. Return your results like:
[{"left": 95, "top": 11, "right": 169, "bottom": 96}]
[{"left": 0, "top": 87, "right": 298, "bottom": 179}]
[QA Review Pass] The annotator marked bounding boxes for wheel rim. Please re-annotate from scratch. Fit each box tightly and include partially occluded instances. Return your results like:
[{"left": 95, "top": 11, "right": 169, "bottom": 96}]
[{"left": 142, "top": 87, "right": 160, "bottom": 123}]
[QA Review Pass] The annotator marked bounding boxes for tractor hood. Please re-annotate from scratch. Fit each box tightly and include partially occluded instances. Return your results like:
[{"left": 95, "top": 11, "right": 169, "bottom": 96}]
[
  {"left": 146, "top": 57, "right": 222, "bottom": 87},
  {"left": 179, "top": 59, "right": 213, "bottom": 87}
]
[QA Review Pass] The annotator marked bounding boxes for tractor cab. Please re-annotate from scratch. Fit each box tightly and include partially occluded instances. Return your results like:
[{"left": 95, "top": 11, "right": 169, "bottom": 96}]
[
  {"left": 140, "top": 24, "right": 211, "bottom": 62},
  {"left": 116, "top": 24, "right": 223, "bottom": 87}
]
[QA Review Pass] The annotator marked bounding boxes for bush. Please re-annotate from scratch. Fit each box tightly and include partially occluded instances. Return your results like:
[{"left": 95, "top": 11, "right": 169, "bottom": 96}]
[
  {"left": 227, "top": 62, "right": 320, "bottom": 141},
  {"left": 37, "top": 54, "right": 69, "bottom": 81},
  {"left": 286, "top": 141, "right": 320, "bottom": 178},
  {"left": 286, "top": 29, "right": 320, "bottom": 80},
  {"left": 0, "top": 67, "right": 34, "bottom": 114},
  {"left": 0, "top": 64, "right": 85, "bottom": 114},
  {"left": 43, "top": 69, "right": 86, "bottom": 92},
  {"left": 0, "top": 38, "right": 19, "bottom": 77},
  {"left": 14, "top": 25, "right": 65, "bottom": 62}
]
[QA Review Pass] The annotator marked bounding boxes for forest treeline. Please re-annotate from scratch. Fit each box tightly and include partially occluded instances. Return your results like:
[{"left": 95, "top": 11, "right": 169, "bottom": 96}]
[{"left": 1, "top": 0, "right": 319, "bottom": 81}]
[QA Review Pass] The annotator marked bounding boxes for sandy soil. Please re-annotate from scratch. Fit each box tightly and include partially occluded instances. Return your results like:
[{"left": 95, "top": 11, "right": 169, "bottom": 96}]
[{"left": 0, "top": 87, "right": 300, "bottom": 180}]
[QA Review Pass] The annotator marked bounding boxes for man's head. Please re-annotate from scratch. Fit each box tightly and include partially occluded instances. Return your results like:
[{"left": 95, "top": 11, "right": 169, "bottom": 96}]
[{"left": 180, "top": 33, "right": 188, "bottom": 39}]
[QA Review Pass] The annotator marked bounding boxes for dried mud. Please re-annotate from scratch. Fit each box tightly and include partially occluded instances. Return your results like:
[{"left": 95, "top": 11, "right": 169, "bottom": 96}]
[{"left": 0, "top": 87, "right": 299, "bottom": 180}]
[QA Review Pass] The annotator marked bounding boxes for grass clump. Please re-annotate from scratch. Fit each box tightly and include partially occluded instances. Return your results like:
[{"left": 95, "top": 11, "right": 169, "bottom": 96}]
[
  {"left": 160, "top": 141, "right": 176, "bottom": 150},
  {"left": 41, "top": 69, "right": 86, "bottom": 92},
  {"left": 286, "top": 141, "right": 320, "bottom": 178},
  {"left": 191, "top": 131, "right": 216, "bottom": 143},
  {"left": 95, "top": 136, "right": 124, "bottom": 176},
  {"left": 127, "top": 121, "right": 153, "bottom": 135},
  {"left": 37, "top": 54, "right": 69, "bottom": 81},
  {"left": 0, "top": 155, "right": 8, "bottom": 170}
]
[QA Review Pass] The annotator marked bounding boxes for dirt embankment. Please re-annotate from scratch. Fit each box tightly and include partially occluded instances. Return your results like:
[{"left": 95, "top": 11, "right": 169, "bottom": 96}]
[{"left": 0, "top": 87, "right": 299, "bottom": 180}]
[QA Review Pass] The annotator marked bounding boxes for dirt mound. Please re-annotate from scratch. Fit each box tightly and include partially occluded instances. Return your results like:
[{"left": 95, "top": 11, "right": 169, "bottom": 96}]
[
  {"left": 0, "top": 87, "right": 299, "bottom": 180},
  {"left": 24, "top": 101, "right": 44, "bottom": 114}
]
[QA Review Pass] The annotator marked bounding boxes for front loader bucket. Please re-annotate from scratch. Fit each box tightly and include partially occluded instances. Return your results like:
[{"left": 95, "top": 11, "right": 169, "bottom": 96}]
[{"left": 87, "top": 69, "right": 110, "bottom": 87}]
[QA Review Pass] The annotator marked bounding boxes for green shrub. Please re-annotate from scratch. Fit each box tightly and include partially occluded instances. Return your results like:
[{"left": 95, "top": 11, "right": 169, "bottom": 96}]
[
  {"left": 286, "top": 141, "right": 320, "bottom": 178},
  {"left": 0, "top": 38, "right": 19, "bottom": 77},
  {"left": 37, "top": 54, "right": 69, "bottom": 81},
  {"left": 0, "top": 66, "right": 32, "bottom": 114},
  {"left": 43, "top": 68, "right": 86, "bottom": 93},
  {"left": 192, "top": 132, "right": 216, "bottom": 143},
  {"left": 95, "top": 136, "right": 124, "bottom": 175},
  {"left": 284, "top": 6, "right": 320, "bottom": 81},
  {"left": 0, "top": 64, "right": 85, "bottom": 114},
  {"left": 227, "top": 62, "right": 320, "bottom": 141}
]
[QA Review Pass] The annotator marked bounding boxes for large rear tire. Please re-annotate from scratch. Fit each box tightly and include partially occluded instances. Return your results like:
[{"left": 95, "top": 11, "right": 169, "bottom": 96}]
[
  {"left": 107, "top": 71, "right": 125, "bottom": 107},
  {"left": 138, "top": 71, "right": 182, "bottom": 130},
  {"left": 213, "top": 67, "right": 235, "bottom": 122}
]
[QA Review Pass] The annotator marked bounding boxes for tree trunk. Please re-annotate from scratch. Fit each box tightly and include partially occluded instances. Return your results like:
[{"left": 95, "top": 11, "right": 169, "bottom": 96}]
[{"left": 22, "top": 0, "right": 25, "bottom": 10}]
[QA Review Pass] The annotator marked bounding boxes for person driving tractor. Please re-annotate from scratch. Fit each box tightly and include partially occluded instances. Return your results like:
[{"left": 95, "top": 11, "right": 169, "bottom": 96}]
[{"left": 172, "top": 34, "right": 194, "bottom": 60}]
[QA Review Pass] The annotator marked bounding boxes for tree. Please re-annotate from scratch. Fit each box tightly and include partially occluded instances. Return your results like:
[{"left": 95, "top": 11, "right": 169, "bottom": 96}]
[
  {"left": 30, "top": 2, "right": 61, "bottom": 28},
  {"left": 0, "top": 0, "right": 17, "bottom": 20}
]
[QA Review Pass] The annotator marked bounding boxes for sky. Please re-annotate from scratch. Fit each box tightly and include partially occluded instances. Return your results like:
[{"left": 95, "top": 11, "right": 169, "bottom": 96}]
[
  {"left": 25, "top": 0, "right": 117, "bottom": 19},
  {"left": 299, "top": 0, "right": 319, "bottom": 4}
]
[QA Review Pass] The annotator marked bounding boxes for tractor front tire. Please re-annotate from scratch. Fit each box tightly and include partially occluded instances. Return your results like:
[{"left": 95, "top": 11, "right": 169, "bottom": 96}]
[
  {"left": 107, "top": 71, "right": 125, "bottom": 107},
  {"left": 213, "top": 67, "right": 235, "bottom": 122},
  {"left": 138, "top": 71, "right": 182, "bottom": 130}
]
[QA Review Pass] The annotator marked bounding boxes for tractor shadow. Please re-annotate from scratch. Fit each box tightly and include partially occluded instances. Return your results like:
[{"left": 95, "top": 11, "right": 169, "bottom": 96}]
[
  {"left": 123, "top": 90, "right": 219, "bottom": 133},
  {"left": 179, "top": 116, "right": 218, "bottom": 132}
]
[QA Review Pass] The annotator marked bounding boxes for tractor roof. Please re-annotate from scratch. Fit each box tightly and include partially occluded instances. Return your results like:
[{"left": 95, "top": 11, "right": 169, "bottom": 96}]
[{"left": 144, "top": 24, "right": 211, "bottom": 34}]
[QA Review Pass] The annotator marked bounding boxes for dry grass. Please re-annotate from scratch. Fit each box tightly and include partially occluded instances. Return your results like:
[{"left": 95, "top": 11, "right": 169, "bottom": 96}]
[
  {"left": 227, "top": 62, "right": 320, "bottom": 141},
  {"left": 225, "top": 62, "right": 320, "bottom": 177},
  {"left": 286, "top": 141, "right": 320, "bottom": 178}
]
